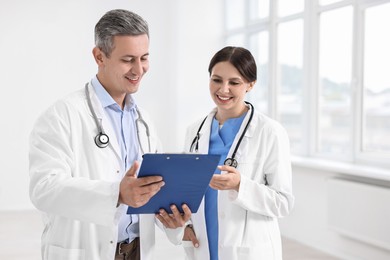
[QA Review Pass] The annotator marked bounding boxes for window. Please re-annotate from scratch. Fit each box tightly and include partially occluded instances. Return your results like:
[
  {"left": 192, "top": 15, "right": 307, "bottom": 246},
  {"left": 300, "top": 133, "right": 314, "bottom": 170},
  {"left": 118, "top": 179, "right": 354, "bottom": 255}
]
[
  {"left": 278, "top": 20, "right": 304, "bottom": 154},
  {"left": 224, "top": 0, "right": 390, "bottom": 168},
  {"left": 248, "top": 31, "right": 269, "bottom": 114},
  {"left": 278, "top": 0, "right": 304, "bottom": 17},
  {"left": 319, "top": 0, "right": 342, "bottom": 6},
  {"left": 360, "top": 3, "right": 390, "bottom": 163},
  {"left": 318, "top": 7, "right": 353, "bottom": 157},
  {"left": 249, "top": 0, "right": 269, "bottom": 20}
]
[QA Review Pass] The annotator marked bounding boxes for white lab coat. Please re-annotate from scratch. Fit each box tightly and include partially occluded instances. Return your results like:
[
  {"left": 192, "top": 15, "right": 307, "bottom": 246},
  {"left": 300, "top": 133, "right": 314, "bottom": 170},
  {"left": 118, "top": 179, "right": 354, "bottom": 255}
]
[
  {"left": 29, "top": 82, "right": 183, "bottom": 260},
  {"left": 182, "top": 106, "right": 294, "bottom": 260}
]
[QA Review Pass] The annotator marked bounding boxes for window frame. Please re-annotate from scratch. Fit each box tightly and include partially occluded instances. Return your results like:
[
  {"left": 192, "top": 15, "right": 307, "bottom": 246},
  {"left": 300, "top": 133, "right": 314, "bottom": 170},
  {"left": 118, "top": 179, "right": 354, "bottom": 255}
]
[{"left": 224, "top": 0, "right": 390, "bottom": 169}]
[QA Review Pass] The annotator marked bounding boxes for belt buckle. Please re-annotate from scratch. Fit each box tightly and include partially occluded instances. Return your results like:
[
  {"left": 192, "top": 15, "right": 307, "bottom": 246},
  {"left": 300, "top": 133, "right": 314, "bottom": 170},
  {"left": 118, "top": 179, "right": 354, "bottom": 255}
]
[{"left": 118, "top": 241, "right": 125, "bottom": 255}]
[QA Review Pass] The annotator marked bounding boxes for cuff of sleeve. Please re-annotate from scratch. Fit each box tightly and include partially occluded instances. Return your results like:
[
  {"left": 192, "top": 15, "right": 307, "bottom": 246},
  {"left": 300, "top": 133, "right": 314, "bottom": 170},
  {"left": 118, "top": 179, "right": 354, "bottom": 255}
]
[
  {"left": 164, "top": 225, "right": 186, "bottom": 245},
  {"left": 228, "top": 175, "right": 248, "bottom": 203},
  {"left": 113, "top": 182, "right": 127, "bottom": 224}
]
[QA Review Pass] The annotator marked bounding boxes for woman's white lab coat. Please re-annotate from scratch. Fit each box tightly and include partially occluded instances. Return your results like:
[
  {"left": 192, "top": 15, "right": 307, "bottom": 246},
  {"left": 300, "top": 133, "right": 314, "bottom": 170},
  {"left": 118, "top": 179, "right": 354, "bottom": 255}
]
[
  {"left": 29, "top": 83, "right": 182, "bottom": 260},
  {"left": 182, "top": 106, "right": 294, "bottom": 260}
]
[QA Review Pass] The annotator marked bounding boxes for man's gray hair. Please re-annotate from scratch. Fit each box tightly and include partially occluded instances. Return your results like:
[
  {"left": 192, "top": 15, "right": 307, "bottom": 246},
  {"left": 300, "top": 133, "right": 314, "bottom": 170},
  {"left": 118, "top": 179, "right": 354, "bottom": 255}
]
[{"left": 95, "top": 9, "right": 149, "bottom": 57}]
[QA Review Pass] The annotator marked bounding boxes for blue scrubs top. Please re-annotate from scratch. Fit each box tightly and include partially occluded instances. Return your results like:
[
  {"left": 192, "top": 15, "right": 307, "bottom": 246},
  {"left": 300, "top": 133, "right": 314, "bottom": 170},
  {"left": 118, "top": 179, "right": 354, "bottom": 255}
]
[{"left": 206, "top": 112, "right": 247, "bottom": 260}]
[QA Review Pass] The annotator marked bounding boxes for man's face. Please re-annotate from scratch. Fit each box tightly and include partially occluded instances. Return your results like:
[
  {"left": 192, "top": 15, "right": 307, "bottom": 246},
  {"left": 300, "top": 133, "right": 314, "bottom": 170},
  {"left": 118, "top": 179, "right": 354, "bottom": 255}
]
[{"left": 94, "top": 34, "right": 149, "bottom": 105}]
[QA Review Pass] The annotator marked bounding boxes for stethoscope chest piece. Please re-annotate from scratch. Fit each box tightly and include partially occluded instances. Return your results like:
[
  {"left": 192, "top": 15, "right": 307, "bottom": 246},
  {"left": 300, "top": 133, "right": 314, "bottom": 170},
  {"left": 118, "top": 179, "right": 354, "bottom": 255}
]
[
  {"left": 95, "top": 133, "right": 109, "bottom": 148},
  {"left": 224, "top": 158, "right": 238, "bottom": 168}
]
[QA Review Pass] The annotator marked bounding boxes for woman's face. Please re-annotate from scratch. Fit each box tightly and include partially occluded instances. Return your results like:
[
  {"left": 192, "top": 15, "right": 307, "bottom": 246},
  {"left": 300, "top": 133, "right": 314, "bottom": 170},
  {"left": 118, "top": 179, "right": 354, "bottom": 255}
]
[{"left": 209, "top": 61, "right": 254, "bottom": 120}]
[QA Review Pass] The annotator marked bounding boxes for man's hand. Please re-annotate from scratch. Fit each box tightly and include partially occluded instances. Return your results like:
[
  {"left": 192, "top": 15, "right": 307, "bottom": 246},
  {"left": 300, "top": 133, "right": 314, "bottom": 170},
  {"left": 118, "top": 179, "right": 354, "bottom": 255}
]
[
  {"left": 156, "top": 204, "right": 192, "bottom": 229},
  {"left": 183, "top": 224, "right": 199, "bottom": 248},
  {"left": 118, "top": 161, "right": 165, "bottom": 207},
  {"left": 209, "top": 165, "right": 241, "bottom": 191}
]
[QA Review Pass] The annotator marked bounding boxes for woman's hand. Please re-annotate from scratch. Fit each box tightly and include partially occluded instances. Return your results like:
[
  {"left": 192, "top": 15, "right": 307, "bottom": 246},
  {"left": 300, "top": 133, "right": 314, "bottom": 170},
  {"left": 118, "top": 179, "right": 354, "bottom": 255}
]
[{"left": 209, "top": 165, "right": 241, "bottom": 191}]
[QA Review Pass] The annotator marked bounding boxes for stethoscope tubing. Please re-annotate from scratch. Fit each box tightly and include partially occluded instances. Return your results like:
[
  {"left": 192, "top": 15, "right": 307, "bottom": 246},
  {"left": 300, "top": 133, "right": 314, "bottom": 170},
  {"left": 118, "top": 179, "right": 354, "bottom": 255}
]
[
  {"left": 85, "top": 83, "right": 151, "bottom": 153},
  {"left": 229, "top": 101, "right": 254, "bottom": 163}
]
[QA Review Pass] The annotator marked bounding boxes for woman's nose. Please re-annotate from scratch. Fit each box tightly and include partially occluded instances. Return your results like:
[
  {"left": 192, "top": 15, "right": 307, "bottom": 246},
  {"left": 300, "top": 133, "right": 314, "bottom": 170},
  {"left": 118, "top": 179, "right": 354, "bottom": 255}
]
[{"left": 220, "top": 82, "right": 230, "bottom": 93}]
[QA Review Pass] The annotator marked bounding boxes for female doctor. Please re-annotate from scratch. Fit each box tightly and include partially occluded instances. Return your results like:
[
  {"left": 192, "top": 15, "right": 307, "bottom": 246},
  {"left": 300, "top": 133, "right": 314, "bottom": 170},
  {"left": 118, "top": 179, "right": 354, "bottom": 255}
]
[
  {"left": 182, "top": 46, "right": 294, "bottom": 260},
  {"left": 29, "top": 9, "right": 188, "bottom": 260}
]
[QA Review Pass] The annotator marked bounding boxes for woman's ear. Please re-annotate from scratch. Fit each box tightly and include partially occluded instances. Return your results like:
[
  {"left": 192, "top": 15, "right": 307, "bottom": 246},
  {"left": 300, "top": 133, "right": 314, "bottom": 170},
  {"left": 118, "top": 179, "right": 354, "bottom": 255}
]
[{"left": 246, "top": 80, "right": 256, "bottom": 92}]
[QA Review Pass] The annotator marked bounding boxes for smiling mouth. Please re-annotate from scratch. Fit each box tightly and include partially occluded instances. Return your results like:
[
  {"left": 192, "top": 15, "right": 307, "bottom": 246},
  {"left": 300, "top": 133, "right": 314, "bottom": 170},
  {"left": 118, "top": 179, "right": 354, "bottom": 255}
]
[
  {"left": 126, "top": 76, "right": 140, "bottom": 83},
  {"left": 217, "top": 95, "right": 232, "bottom": 101}
]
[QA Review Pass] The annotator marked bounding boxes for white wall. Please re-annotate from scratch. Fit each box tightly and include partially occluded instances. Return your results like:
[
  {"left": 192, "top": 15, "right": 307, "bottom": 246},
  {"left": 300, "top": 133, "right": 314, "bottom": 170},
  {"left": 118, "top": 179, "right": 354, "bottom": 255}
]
[
  {"left": 279, "top": 166, "right": 390, "bottom": 259},
  {"left": 0, "top": 0, "right": 223, "bottom": 210},
  {"left": 170, "top": 1, "right": 223, "bottom": 152},
  {"left": 136, "top": 0, "right": 224, "bottom": 152}
]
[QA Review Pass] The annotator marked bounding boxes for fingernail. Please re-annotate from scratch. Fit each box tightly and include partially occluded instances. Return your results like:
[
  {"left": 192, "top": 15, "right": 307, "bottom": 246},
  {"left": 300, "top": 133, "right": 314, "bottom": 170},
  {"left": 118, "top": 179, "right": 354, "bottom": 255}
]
[{"left": 195, "top": 243, "right": 199, "bottom": 248}]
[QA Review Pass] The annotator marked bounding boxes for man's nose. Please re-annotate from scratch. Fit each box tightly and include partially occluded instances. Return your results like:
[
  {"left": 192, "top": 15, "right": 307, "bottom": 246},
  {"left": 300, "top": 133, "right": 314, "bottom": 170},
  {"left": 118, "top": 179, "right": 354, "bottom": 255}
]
[{"left": 131, "top": 60, "right": 143, "bottom": 75}]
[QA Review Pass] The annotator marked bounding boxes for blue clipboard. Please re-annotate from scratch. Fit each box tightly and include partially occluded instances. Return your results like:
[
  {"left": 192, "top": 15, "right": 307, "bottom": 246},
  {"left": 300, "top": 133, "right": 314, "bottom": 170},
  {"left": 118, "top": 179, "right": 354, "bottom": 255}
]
[{"left": 127, "top": 153, "right": 221, "bottom": 214}]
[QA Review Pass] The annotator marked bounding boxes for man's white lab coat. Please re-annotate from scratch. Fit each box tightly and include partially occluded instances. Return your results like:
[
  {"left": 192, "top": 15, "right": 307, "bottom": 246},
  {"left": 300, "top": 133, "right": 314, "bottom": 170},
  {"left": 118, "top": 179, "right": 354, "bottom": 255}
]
[{"left": 29, "top": 83, "right": 182, "bottom": 260}]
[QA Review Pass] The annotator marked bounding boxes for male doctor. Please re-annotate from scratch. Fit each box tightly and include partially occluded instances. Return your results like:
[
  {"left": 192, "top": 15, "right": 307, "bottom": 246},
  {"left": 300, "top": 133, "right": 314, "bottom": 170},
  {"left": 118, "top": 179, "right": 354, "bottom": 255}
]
[{"left": 29, "top": 9, "right": 189, "bottom": 260}]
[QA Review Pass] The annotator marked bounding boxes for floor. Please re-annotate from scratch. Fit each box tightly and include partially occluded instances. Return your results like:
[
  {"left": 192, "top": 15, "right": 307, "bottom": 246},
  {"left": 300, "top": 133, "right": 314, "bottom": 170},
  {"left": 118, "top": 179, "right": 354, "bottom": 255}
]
[{"left": 0, "top": 210, "right": 341, "bottom": 260}]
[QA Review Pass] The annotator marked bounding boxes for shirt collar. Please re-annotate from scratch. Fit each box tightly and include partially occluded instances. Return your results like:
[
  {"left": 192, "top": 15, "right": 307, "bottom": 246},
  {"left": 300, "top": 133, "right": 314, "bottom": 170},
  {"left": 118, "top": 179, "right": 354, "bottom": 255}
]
[{"left": 91, "top": 76, "right": 136, "bottom": 112}]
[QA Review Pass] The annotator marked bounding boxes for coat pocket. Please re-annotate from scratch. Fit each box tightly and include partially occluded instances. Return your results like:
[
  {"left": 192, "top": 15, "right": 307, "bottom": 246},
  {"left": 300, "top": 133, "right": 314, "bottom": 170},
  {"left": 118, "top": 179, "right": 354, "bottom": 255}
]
[
  {"left": 237, "top": 244, "right": 275, "bottom": 260},
  {"left": 46, "top": 245, "right": 85, "bottom": 260},
  {"left": 182, "top": 241, "right": 195, "bottom": 260}
]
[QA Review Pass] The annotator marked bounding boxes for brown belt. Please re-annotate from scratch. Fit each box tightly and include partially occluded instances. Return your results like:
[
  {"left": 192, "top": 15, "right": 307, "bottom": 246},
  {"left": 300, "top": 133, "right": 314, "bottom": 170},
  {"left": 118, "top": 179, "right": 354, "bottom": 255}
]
[{"left": 116, "top": 237, "right": 140, "bottom": 259}]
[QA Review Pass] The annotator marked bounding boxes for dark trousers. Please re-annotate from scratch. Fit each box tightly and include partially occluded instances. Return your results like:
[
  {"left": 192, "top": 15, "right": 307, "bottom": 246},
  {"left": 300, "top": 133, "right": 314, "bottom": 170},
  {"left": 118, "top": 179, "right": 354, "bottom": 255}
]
[{"left": 115, "top": 238, "right": 140, "bottom": 260}]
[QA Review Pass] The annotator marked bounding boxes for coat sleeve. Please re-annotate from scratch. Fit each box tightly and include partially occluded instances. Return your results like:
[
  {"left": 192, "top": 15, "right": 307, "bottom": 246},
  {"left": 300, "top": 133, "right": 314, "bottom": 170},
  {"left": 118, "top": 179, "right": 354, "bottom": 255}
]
[
  {"left": 228, "top": 121, "right": 294, "bottom": 218},
  {"left": 29, "top": 100, "right": 124, "bottom": 226},
  {"left": 154, "top": 219, "right": 187, "bottom": 245}
]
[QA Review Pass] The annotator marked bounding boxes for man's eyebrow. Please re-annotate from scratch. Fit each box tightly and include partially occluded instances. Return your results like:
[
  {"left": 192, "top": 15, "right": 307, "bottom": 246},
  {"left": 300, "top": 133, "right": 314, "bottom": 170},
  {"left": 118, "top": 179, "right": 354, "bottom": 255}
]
[{"left": 121, "top": 53, "right": 150, "bottom": 58}]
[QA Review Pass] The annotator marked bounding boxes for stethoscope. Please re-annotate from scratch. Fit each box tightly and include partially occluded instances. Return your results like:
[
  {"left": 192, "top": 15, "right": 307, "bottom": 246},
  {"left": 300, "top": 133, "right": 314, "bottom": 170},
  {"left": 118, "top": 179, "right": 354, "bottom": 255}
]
[
  {"left": 85, "top": 83, "right": 151, "bottom": 154},
  {"left": 190, "top": 101, "right": 254, "bottom": 168}
]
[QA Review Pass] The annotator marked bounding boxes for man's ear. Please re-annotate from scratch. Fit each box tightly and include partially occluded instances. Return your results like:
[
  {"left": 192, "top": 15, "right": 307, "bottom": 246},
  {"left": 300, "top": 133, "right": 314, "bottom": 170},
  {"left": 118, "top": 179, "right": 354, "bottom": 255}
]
[{"left": 92, "top": 47, "right": 104, "bottom": 65}]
